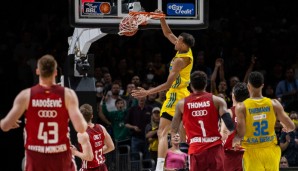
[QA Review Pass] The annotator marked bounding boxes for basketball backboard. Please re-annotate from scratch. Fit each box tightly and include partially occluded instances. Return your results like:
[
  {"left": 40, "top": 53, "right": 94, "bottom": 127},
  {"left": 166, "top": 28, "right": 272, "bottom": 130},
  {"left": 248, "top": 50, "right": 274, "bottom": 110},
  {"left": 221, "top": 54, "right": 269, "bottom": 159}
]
[{"left": 69, "top": 0, "right": 209, "bottom": 30}]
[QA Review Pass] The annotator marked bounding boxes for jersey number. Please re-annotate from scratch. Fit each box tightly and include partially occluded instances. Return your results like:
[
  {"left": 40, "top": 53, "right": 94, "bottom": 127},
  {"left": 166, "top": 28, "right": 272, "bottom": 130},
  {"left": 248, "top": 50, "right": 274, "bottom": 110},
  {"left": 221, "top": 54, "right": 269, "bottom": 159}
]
[
  {"left": 253, "top": 120, "right": 269, "bottom": 136},
  {"left": 95, "top": 148, "right": 104, "bottom": 164},
  {"left": 198, "top": 120, "right": 206, "bottom": 137},
  {"left": 38, "top": 122, "right": 58, "bottom": 144}
]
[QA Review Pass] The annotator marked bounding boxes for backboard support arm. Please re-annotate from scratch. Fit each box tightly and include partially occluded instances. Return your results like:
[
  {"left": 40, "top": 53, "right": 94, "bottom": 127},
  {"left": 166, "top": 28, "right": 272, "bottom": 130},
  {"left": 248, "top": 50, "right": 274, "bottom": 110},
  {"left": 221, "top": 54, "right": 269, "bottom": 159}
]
[
  {"left": 68, "top": 28, "right": 107, "bottom": 56},
  {"left": 61, "top": 28, "right": 107, "bottom": 86}
]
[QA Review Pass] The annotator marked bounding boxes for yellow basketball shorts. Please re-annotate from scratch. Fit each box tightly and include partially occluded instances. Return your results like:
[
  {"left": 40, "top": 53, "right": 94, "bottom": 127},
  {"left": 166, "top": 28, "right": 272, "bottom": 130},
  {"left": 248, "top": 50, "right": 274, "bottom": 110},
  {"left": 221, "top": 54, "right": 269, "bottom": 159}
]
[
  {"left": 160, "top": 88, "right": 190, "bottom": 117},
  {"left": 243, "top": 144, "right": 281, "bottom": 171}
]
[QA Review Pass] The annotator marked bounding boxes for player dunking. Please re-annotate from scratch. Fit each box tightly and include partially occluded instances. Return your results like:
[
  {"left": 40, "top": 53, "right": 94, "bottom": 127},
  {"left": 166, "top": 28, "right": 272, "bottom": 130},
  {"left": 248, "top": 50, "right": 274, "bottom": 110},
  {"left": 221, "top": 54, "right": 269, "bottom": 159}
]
[
  {"left": 131, "top": 9, "right": 195, "bottom": 171},
  {"left": 171, "top": 71, "right": 235, "bottom": 171},
  {"left": 234, "top": 71, "right": 295, "bottom": 171},
  {"left": 0, "top": 54, "right": 91, "bottom": 171},
  {"left": 220, "top": 82, "right": 249, "bottom": 171}
]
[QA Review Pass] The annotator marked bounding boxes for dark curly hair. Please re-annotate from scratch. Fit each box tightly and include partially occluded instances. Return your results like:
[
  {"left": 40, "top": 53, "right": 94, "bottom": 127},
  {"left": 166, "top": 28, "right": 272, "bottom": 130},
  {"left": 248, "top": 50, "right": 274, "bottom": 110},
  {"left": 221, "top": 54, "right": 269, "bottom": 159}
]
[
  {"left": 190, "top": 71, "right": 207, "bottom": 91},
  {"left": 180, "top": 32, "right": 195, "bottom": 47},
  {"left": 233, "top": 82, "right": 249, "bottom": 102},
  {"left": 248, "top": 71, "right": 264, "bottom": 88}
]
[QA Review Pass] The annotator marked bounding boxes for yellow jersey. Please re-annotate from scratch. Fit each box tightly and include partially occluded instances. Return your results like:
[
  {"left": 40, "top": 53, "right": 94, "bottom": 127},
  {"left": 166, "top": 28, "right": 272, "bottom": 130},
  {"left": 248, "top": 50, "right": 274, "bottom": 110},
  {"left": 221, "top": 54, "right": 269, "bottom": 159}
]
[
  {"left": 169, "top": 48, "right": 193, "bottom": 89},
  {"left": 161, "top": 48, "right": 193, "bottom": 117},
  {"left": 242, "top": 97, "right": 278, "bottom": 149}
]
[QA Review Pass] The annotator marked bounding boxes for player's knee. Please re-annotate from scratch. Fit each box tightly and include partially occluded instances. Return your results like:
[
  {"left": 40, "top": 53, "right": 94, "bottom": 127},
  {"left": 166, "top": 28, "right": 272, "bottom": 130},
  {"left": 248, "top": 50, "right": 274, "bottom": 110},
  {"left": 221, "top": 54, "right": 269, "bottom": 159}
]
[
  {"left": 157, "top": 128, "right": 165, "bottom": 138},
  {"left": 157, "top": 127, "right": 168, "bottom": 139}
]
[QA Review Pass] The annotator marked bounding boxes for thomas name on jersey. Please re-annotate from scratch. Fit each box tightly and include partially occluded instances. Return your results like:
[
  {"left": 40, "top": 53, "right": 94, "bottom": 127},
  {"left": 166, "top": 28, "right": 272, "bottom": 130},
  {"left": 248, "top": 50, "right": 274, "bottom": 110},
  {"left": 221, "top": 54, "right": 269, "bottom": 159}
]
[{"left": 187, "top": 101, "right": 210, "bottom": 109}]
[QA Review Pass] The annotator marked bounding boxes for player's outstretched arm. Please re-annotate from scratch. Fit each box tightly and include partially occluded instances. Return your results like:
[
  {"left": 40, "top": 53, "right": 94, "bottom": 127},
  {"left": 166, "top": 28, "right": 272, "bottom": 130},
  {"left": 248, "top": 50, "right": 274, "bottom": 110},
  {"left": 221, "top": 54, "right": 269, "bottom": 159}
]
[
  {"left": 71, "top": 132, "right": 94, "bottom": 161},
  {"left": 272, "top": 99, "right": 295, "bottom": 132},
  {"left": 220, "top": 108, "right": 233, "bottom": 141},
  {"left": 235, "top": 102, "right": 246, "bottom": 138},
  {"left": 215, "top": 95, "right": 234, "bottom": 132},
  {"left": 0, "top": 89, "right": 29, "bottom": 132},
  {"left": 101, "top": 125, "right": 115, "bottom": 154},
  {"left": 131, "top": 57, "right": 184, "bottom": 98},
  {"left": 155, "top": 9, "right": 177, "bottom": 45},
  {"left": 65, "top": 88, "right": 88, "bottom": 133}
]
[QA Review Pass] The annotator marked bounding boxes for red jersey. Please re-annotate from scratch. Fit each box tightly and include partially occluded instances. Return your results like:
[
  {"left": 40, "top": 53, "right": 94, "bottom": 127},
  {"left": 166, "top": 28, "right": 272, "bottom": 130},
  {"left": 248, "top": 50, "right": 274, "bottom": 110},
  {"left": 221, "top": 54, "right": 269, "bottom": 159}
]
[
  {"left": 24, "top": 84, "right": 71, "bottom": 153},
  {"left": 80, "top": 124, "right": 106, "bottom": 170},
  {"left": 183, "top": 92, "right": 222, "bottom": 154},
  {"left": 223, "top": 106, "right": 237, "bottom": 150},
  {"left": 223, "top": 106, "right": 244, "bottom": 151}
]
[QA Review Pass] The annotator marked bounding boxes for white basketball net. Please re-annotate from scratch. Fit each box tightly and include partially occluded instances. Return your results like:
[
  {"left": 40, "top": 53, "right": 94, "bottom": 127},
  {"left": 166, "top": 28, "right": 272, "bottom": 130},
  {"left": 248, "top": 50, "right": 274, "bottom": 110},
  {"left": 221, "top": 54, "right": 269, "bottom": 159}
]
[{"left": 118, "top": 13, "right": 151, "bottom": 36}]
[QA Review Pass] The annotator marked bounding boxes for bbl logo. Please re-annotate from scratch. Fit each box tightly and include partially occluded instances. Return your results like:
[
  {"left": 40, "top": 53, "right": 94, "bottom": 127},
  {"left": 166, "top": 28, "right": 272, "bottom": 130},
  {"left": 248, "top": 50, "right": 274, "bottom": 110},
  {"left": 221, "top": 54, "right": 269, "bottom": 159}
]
[
  {"left": 167, "top": 3, "right": 195, "bottom": 16},
  {"left": 83, "top": 2, "right": 111, "bottom": 15}
]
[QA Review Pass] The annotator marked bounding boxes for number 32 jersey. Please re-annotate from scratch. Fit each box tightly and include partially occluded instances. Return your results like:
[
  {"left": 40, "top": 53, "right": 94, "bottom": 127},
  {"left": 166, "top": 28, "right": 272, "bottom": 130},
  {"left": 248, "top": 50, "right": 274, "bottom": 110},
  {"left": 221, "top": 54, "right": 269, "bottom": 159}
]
[
  {"left": 242, "top": 97, "right": 277, "bottom": 149},
  {"left": 183, "top": 92, "right": 222, "bottom": 155}
]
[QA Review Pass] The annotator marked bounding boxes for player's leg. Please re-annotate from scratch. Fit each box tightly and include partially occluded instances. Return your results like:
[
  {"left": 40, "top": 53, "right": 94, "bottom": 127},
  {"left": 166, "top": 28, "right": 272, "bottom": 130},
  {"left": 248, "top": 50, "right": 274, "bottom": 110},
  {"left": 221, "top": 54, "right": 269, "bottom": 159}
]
[
  {"left": 156, "top": 89, "right": 186, "bottom": 171},
  {"left": 243, "top": 148, "right": 263, "bottom": 171},
  {"left": 25, "top": 150, "right": 77, "bottom": 171},
  {"left": 179, "top": 122, "right": 186, "bottom": 142},
  {"left": 178, "top": 124, "right": 189, "bottom": 154},
  {"left": 223, "top": 150, "right": 244, "bottom": 171},
  {"left": 264, "top": 145, "right": 281, "bottom": 171},
  {"left": 155, "top": 116, "right": 171, "bottom": 171},
  {"left": 208, "top": 144, "right": 225, "bottom": 171}
]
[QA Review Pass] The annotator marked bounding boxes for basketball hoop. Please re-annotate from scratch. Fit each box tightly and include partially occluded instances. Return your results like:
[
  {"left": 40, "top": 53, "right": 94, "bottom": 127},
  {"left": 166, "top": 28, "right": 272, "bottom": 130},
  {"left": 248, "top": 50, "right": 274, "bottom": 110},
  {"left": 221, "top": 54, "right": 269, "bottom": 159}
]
[{"left": 118, "top": 11, "right": 165, "bottom": 36}]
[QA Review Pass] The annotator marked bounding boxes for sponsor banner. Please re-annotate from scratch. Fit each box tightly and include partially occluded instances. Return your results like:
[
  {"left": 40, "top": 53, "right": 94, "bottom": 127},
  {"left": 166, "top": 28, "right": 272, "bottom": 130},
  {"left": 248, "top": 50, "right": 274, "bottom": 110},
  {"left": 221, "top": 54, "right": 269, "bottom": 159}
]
[
  {"left": 167, "top": 3, "right": 195, "bottom": 16},
  {"left": 83, "top": 2, "right": 111, "bottom": 15}
]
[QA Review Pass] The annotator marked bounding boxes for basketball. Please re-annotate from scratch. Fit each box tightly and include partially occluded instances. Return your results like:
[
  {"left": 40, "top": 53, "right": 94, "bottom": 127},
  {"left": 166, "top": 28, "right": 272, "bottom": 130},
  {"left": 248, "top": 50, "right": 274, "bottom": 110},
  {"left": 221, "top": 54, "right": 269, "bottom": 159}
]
[{"left": 100, "top": 2, "right": 111, "bottom": 14}]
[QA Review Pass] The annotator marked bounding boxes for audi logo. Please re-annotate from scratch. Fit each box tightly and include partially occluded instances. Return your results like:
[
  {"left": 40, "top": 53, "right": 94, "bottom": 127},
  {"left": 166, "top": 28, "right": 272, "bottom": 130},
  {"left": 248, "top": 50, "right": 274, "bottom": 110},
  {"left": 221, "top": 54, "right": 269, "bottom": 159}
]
[
  {"left": 191, "top": 110, "right": 208, "bottom": 117},
  {"left": 38, "top": 110, "right": 58, "bottom": 118}
]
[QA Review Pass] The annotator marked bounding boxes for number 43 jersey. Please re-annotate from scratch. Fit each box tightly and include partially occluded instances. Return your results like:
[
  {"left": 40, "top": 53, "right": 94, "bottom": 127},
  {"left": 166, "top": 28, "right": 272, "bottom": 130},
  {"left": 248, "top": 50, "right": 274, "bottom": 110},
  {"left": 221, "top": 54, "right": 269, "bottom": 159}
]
[
  {"left": 25, "top": 84, "right": 70, "bottom": 154},
  {"left": 183, "top": 92, "right": 222, "bottom": 155},
  {"left": 242, "top": 97, "right": 277, "bottom": 149}
]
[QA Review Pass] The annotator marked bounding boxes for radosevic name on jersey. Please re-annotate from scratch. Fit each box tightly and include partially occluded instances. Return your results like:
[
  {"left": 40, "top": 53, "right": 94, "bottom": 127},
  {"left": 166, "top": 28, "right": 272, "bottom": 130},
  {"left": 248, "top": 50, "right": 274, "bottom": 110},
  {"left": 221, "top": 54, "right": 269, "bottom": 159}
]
[
  {"left": 167, "top": 3, "right": 195, "bottom": 16},
  {"left": 187, "top": 101, "right": 210, "bottom": 109},
  {"left": 32, "top": 98, "right": 62, "bottom": 108}
]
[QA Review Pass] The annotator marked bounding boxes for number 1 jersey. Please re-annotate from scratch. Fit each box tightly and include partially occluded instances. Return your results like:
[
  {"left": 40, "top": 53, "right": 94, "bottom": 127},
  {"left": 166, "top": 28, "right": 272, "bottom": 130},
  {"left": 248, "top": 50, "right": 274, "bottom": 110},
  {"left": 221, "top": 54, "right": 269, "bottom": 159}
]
[{"left": 183, "top": 92, "right": 222, "bottom": 154}]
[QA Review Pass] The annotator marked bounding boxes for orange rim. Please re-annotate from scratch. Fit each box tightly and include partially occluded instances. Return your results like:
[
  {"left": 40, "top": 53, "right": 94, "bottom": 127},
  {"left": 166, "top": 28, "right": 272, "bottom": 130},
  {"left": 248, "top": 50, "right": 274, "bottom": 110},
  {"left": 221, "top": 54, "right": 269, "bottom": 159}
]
[{"left": 128, "top": 11, "right": 165, "bottom": 18}]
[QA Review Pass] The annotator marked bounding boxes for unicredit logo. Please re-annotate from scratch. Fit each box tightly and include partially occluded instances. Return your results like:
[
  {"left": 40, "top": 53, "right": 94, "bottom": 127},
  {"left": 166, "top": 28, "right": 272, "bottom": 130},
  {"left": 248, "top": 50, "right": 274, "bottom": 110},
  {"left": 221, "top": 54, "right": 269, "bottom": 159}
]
[
  {"left": 38, "top": 110, "right": 58, "bottom": 118},
  {"left": 191, "top": 110, "right": 208, "bottom": 117}
]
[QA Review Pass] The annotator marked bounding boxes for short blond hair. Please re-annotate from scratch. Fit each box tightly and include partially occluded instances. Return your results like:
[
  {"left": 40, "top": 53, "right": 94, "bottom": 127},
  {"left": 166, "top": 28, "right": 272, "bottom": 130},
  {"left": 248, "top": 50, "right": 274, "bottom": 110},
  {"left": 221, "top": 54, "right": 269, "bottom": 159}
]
[
  {"left": 37, "top": 54, "right": 57, "bottom": 78},
  {"left": 80, "top": 104, "right": 93, "bottom": 122}
]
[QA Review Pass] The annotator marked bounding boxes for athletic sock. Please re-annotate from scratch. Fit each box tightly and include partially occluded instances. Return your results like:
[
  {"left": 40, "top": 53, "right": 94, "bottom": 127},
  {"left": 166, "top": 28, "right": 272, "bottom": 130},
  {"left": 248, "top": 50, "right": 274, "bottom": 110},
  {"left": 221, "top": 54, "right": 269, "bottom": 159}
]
[{"left": 155, "top": 158, "right": 165, "bottom": 171}]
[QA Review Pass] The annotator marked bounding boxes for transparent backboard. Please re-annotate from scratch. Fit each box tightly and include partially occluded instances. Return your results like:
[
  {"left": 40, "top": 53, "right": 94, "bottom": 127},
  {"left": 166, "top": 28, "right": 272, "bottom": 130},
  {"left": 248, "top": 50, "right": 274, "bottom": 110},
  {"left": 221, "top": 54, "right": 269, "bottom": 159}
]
[{"left": 69, "top": 0, "right": 209, "bottom": 30}]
